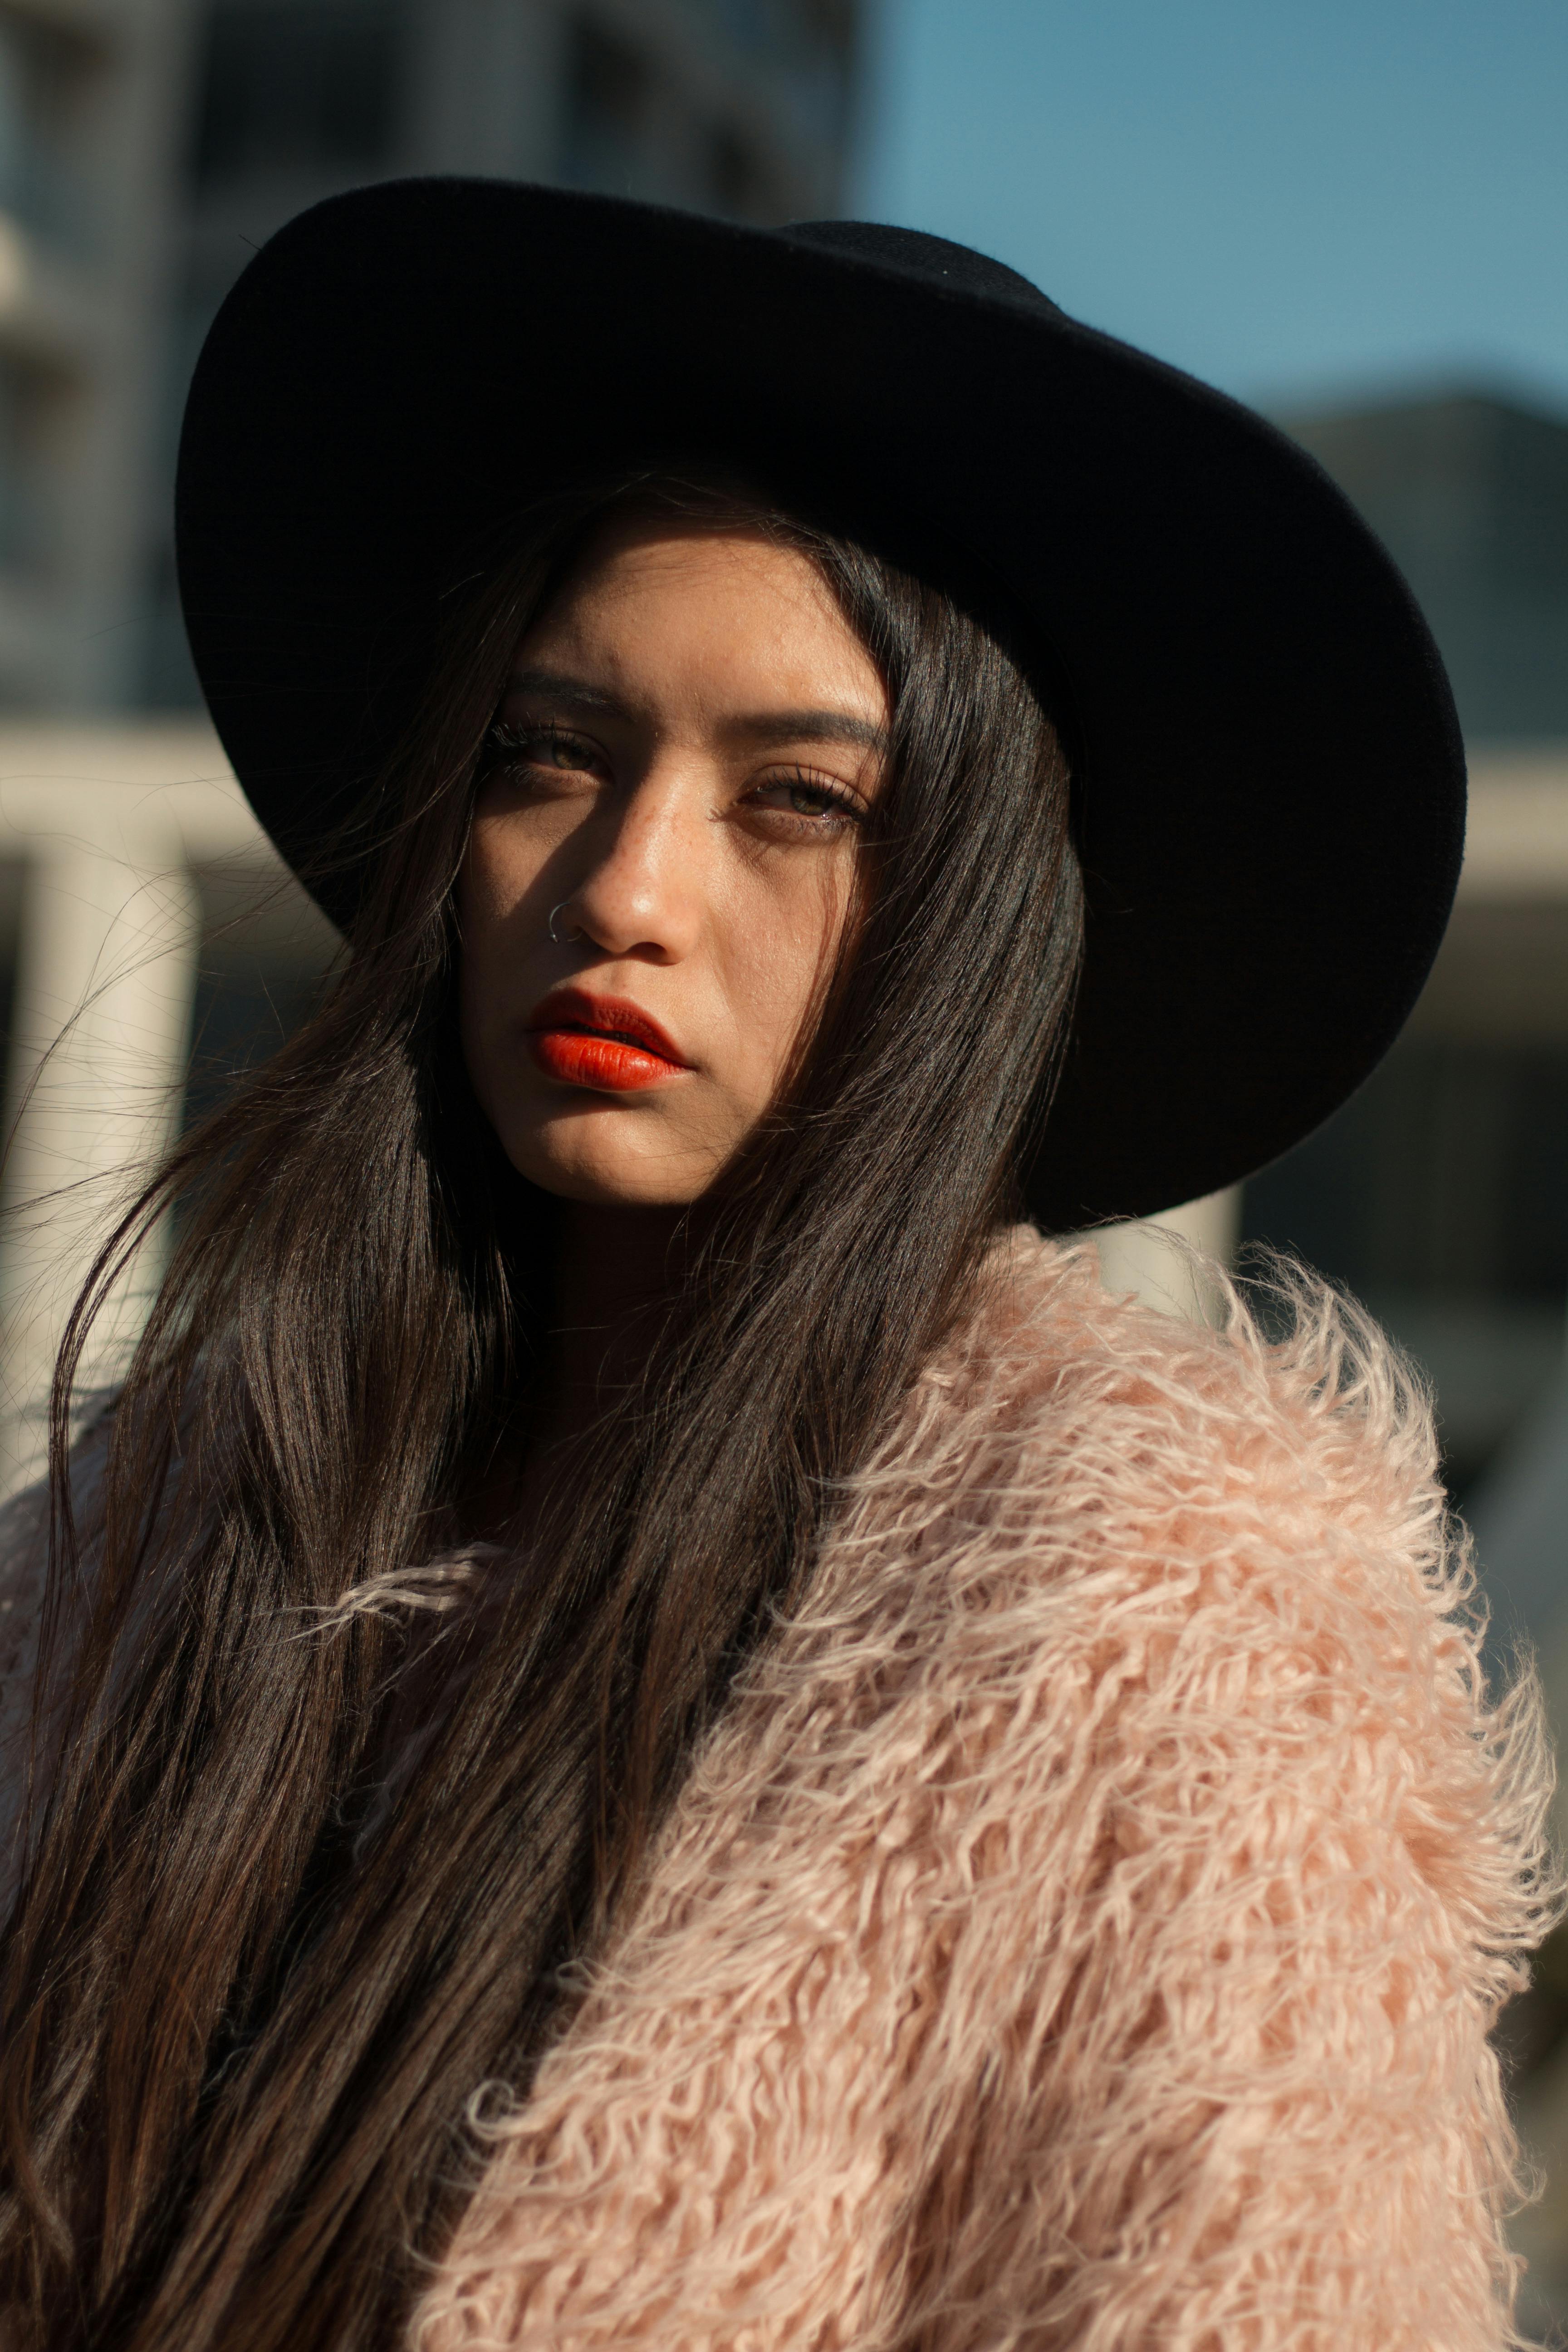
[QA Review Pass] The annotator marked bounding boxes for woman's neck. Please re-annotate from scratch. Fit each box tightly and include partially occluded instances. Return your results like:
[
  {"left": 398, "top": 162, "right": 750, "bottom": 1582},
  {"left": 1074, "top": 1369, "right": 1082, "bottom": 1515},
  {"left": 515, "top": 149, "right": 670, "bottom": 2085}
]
[
  {"left": 545, "top": 1198, "right": 691, "bottom": 1441},
  {"left": 466, "top": 1198, "right": 701, "bottom": 1546}
]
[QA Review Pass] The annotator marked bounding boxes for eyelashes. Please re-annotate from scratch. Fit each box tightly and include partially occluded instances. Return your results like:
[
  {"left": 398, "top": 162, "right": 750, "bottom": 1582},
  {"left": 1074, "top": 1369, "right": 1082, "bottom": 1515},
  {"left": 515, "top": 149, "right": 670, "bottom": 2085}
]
[
  {"left": 484, "top": 720, "right": 601, "bottom": 773},
  {"left": 480, "top": 722, "right": 867, "bottom": 832},
  {"left": 746, "top": 771, "right": 866, "bottom": 827}
]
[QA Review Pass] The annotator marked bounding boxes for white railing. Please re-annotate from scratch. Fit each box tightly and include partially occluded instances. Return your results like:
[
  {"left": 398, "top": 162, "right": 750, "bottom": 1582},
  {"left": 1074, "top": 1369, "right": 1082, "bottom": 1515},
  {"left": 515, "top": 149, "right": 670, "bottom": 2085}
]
[
  {"left": 0, "top": 720, "right": 307, "bottom": 1482},
  {"left": 0, "top": 725, "right": 1561, "bottom": 1482}
]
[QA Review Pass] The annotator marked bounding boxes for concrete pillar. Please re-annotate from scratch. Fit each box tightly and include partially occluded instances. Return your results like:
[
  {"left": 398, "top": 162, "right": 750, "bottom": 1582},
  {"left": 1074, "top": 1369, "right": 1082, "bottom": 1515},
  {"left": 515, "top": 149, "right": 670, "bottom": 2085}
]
[
  {"left": 403, "top": 0, "right": 568, "bottom": 180},
  {"left": 1094, "top": 1185, "right": 1243, "bottom": 1326},
  {"left": 0, "top": 833, "right": 199, "bottom": 1482}
]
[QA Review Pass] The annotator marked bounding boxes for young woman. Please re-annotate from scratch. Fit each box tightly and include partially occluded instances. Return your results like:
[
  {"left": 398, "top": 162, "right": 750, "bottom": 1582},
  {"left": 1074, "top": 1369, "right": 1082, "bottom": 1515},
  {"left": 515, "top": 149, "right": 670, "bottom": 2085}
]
[{"left": 0, "top": 184, "right": 1554, "bottom": 2352}]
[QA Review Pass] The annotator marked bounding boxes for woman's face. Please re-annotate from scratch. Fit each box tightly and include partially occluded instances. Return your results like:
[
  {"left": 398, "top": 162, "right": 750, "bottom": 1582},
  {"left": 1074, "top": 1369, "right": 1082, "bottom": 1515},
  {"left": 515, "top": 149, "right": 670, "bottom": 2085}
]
[{"left": 459, "top": 514, "right": 889, "bottom": 1206}]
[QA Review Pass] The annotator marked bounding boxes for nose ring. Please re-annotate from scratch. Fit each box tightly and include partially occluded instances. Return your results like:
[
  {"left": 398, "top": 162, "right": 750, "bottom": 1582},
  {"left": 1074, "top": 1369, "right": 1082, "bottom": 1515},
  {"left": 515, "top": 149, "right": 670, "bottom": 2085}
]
[{"left": 548, "top": 900, "right": 579, "bottom": 946}]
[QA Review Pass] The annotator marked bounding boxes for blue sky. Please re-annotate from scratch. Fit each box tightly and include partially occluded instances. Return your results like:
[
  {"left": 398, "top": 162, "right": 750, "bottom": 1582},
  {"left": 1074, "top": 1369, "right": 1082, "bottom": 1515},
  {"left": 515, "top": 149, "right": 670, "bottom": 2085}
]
[{"left": 854, "top": 0, "right": 1568, "bottom": 414}]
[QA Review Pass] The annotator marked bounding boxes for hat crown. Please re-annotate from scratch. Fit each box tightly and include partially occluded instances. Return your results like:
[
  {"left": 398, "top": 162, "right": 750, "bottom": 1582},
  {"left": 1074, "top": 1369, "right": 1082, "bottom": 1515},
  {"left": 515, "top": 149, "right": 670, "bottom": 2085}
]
[
  {"left": 781, "top": 218, "right": 1061, "bottom": 314},
  {"left": 177, "top": 174, "right": 1463, "bottom": 1225}
]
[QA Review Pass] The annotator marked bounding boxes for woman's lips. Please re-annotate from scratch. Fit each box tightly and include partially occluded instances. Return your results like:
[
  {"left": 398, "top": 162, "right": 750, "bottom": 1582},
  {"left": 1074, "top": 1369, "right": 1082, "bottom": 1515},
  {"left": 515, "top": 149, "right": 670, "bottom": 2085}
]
[{"left": 525, "top": 987, "right": 691, "bottom": 1095}]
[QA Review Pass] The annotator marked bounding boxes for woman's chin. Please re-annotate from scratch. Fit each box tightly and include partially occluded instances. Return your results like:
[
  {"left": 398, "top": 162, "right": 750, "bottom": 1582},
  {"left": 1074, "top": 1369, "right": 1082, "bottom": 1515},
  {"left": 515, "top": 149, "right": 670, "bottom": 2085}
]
[{"left": 504, "top": 1122, "right": 722, "bottom": 1209}]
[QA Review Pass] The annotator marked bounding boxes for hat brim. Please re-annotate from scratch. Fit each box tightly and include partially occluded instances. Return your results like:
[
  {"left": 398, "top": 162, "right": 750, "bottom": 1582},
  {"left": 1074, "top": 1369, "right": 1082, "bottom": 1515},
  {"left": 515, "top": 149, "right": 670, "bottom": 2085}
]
[{"left": 175, "top": 176, "right": 1465, "bottom": 1230}]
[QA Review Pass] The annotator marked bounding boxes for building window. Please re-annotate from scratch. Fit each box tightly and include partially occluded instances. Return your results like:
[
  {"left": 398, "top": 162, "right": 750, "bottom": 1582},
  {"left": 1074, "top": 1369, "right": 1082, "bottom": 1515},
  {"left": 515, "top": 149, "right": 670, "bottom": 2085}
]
[
  {"left": 1284, "top": 396, "right": 1568, "bottom": 743},
  {"left": 191, "top": 0, "right": 403, "bottom": 189},
  {"left": 0, "top": 15, "right": 93, "bottom": 255},
  {"left": 709, "top": 0, "right": 855, "bottom": 71},
  {"left": 558, "top": 17, "right": 655, "bottom": 197},
  {"left": 559, "top": 2, "right": 856, "bottom": 220},
  {"left": 704, "top": 122, "right": 770, "bottom": 218},
  {"left": 705, "top": 0, "right": 858, "bottom": 146}
]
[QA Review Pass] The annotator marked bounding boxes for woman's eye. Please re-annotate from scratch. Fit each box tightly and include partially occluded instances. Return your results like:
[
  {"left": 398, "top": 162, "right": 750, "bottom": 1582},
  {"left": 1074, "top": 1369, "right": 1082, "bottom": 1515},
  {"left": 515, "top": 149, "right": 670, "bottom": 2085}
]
[
  {"left": 749, "top": 774, "right": 863, "bottom": 826},
  {"left": 529, "top": 730, "right": 595, "bottom": 773},
  {"left": 487, "top": 724, "right": 600, "bottom": 779}
]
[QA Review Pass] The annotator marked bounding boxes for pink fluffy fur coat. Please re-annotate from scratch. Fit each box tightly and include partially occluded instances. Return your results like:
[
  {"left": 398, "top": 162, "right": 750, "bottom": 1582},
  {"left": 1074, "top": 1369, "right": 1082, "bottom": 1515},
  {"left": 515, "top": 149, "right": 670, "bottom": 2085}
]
[{"left": 0, "top": 1230, "right": 1558, "bottom": 2348}]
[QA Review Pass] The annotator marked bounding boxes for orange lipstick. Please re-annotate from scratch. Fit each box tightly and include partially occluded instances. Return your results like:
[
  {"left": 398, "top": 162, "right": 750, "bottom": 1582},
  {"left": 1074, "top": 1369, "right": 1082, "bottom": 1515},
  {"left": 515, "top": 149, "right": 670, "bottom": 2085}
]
[{"left": 526, "top": 988, "right": 690, "bottom": 1094}]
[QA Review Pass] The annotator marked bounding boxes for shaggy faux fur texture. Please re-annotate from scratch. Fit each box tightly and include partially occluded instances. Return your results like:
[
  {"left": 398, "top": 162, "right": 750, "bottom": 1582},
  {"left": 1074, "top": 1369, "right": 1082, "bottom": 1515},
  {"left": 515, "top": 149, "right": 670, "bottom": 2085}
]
[
  {"left": 411, "top": 1235, "right": 1556, "bottom": 2352},
  {"left": 0, "top": 1234, "right": 1557, "bottom": 2347}
]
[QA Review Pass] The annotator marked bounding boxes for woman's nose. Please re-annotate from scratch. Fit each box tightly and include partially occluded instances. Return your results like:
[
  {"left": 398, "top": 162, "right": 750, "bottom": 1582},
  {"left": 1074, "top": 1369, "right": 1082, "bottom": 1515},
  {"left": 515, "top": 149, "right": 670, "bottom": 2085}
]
[{"left": 552, "top": 770, "right": 707, "bottom": 963}]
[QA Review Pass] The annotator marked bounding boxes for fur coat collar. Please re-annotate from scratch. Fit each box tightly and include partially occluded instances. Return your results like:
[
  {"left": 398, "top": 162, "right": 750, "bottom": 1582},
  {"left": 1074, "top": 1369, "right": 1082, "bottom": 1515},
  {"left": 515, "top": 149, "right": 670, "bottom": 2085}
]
[{"left": 0, "top": 1231, "right": 1556, "bottom": 2349}]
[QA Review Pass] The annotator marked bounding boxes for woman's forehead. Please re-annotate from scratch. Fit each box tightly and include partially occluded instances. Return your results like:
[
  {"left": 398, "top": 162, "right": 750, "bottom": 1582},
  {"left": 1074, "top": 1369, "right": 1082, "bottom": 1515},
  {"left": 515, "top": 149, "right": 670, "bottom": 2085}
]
[
  {"left": 516, "top": 516, "right": 886, "bottom": 715},
  {"left": 538, "top": 505, "right": 825, "bottom": 613}
]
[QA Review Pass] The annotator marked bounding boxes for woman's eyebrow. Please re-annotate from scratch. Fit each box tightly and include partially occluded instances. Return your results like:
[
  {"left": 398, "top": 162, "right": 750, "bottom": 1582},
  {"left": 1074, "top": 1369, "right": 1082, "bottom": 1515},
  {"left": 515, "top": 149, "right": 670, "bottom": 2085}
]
[
  {"left": 726, "top": 709, "right": 889, "bottom": 755},
  {"left": 505, "top": 666, "right": 633, "bottom": 719},
  {"left": 505, "top": 674, "right": 887, "bottom": 757}
]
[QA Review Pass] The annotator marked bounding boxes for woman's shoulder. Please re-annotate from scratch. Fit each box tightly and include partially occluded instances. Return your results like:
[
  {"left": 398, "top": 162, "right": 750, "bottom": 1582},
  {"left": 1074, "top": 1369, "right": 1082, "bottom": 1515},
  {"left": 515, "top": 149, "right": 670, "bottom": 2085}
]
[
  {"left": 787, "top": 1223, "right": 1547, "bottom": 1980},
  {"left": 833, "top": 1223, "right": 1485, "bottom": 1731},
  {"left": 877, "top": 1223, "right": 1451, "bottom": 1555}
]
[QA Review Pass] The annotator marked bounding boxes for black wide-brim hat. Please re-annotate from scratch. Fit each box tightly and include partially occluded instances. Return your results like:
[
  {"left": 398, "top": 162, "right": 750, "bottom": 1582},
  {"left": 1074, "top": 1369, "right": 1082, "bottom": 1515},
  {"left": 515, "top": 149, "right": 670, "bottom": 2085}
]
[{"left": 175, "top": 177, "right": 1464, "bottom": 1232}]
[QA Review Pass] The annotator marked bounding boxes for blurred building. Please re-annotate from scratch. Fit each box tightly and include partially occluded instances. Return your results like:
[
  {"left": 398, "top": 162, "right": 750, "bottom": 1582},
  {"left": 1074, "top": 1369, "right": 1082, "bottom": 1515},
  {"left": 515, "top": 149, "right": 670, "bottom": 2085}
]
[
  {"left": 0, "top": 720, "right": 330, "bottom": 1462},
  {"left": 0, "top": 0, "right": 861, "bottom": 713},
  {"left": 1212, "top": 387, "right": 1568, "bottom": 2345},
  {"left": 0, "top": 28, "right": 1566, "bottom": 2317},
  {"left": 1288, "top": 393, "right": 1568, "bottom": 744},
  {"left": 0, "top": 0, "right": 864, "bottom": 1467},
  {"left": 0, "top": 0, "right": 191, "bottom": 710},
  {"left": 145, "top": 0, "right": 861, "bottom": 698},
  {"left": 1099, "top": 388, "right": 1568, "bottom": 1507},
  {"left": 1241, "top": 389, "right": 1568, "bottom": 1507}
]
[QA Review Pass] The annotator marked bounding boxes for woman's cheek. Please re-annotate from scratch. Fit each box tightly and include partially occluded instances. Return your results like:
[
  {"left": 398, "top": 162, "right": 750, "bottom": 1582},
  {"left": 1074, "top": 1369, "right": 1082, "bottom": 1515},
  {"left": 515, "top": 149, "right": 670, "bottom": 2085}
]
[{"left": 720, "top": 891, "right": 842, "bottom": 1119}]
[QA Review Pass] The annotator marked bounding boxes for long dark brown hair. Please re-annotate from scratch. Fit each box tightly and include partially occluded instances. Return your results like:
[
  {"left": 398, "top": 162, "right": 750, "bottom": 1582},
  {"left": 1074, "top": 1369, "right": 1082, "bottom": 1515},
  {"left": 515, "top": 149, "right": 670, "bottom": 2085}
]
[{"left": 0, "top": 473, "right": 1083, "bottom": 2350}]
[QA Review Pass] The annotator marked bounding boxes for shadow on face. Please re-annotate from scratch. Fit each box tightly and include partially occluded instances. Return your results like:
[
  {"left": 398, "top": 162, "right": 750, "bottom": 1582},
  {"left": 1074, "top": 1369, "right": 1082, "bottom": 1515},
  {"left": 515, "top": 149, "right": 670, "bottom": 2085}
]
[{"left": 458, "top": 512, "right": 891, "bottom": 1208}]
